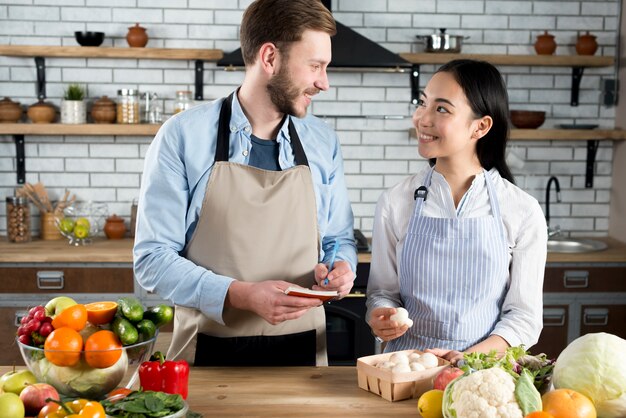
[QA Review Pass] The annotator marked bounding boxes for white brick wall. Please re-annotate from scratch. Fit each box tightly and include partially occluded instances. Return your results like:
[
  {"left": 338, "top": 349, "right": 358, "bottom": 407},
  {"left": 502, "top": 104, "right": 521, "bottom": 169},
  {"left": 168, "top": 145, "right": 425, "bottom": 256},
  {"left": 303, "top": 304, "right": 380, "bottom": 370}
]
[{"left": 0, "top": 0, "right": 619, "bottom": 238}]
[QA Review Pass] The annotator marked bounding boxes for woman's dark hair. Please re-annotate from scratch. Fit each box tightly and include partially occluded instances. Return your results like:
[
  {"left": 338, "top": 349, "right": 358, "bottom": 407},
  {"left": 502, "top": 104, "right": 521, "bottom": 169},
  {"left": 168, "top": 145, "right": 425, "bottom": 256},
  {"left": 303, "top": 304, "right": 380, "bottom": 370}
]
[{"left": 430, "top": 59, "right": 515, "bottom": 184}]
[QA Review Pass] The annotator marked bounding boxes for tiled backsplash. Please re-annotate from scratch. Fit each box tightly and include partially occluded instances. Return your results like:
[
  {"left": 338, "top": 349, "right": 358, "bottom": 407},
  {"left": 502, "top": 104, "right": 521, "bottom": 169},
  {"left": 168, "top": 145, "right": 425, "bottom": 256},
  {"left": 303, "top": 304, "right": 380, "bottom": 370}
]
[{"left": 0, "top": 0, "right": 619, "bottom": 237}]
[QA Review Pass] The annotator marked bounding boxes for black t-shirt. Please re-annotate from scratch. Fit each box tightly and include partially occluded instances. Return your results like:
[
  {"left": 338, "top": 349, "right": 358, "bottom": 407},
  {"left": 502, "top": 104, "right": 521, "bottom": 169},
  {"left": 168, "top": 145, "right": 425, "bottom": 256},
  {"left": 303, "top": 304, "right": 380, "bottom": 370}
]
[{"left": 248, "top": 134, "right": 281, "bottom": 171}]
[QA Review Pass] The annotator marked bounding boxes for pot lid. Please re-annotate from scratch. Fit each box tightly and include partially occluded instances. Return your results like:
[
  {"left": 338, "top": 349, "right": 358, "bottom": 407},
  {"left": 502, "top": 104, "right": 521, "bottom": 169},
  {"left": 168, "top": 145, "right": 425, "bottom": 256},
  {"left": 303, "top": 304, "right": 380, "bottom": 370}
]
[
  {"left": 92, "top": 95, "right": 115, "bottom": 108},
  {"left": 29, "top": 99, "right": 54, "bottom": 109},
  {"left": 0, "top": 97, "right": 21, "bottom": 108},
  {"left": 106, "top": 214, "right": 124, "bottom": 222}
]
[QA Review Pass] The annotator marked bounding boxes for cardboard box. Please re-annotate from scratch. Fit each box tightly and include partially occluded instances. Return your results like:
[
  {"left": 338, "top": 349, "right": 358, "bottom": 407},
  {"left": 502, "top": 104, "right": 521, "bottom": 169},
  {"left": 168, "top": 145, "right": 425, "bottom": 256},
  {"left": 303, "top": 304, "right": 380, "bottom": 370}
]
[{"left": 356, "top": 349, "right": 449, "bottom": 402}]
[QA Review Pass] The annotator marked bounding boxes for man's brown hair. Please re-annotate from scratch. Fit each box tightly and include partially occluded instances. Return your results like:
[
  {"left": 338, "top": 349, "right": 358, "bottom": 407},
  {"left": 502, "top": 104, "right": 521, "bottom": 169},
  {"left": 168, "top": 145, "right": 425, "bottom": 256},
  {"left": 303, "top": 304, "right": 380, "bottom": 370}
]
[{"left": 240, "top": 0, "right": 336, "bottom": 65}]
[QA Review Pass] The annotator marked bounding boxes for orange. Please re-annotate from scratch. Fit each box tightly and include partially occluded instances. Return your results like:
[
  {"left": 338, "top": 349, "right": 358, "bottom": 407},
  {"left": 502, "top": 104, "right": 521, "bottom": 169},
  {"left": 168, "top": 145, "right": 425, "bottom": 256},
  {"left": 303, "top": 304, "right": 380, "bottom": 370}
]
[
  {"left": 85, "top": 301, "right": 118, "bottom": 325},
  {"left": 542, "top": 389, "right": 597, "bottom": 418},
  {"left": 44, "top": 327, "right": 83, "bottom": 367},
  {"left": 51, "top": 303, "right": 88, "bottom": 331},
  {"left": 526, "top": 412, "right": 555, "bottom": 418},
  {"left": 84, "top": 330, "right": 123, "bottom": 368}
]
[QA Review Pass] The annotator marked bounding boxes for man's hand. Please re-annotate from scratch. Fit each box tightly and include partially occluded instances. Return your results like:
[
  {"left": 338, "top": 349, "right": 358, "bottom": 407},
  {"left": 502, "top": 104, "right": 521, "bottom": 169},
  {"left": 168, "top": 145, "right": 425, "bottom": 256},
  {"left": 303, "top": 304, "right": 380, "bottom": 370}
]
[
  {"left": 368, "top": 307, "right": 410, "bottom": 342},
  {"left": 312, "top": 260, "right": 354, "bottom": 298},
  {"left": 227, "top": 280, "right": 322, "bottom": 325}
]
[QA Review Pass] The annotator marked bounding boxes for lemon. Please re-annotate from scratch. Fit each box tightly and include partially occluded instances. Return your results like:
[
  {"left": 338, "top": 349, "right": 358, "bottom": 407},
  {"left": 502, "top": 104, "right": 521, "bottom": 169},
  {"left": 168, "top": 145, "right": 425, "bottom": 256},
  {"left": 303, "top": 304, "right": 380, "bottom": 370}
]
[
  {"left": 417, "top": 389, "right": 444, "bottom": 418},
  {"left": 74, "top": 224, "right": 90, "bottom": 239},
  {"left": 75, "top": 217, "right": 91, "bottom": 229},
  {"left": 59, "top": 218, "right": 75, "bottom": 234}
]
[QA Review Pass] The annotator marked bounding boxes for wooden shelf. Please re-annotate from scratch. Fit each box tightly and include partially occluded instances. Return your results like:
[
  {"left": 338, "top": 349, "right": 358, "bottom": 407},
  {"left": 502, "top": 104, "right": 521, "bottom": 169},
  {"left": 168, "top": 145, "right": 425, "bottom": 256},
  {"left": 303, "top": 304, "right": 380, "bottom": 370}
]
[
  {"left": 409, "top": 128, "right": 626, "bottom": 141},
  {"left": 0, "top": 45, "right": 223, "bottom": 61},
  {"left": 0, "top": 123, "right": 160, "bottom": 136},
  {"left": 399, "top": 53, "right": 614, "bottom": 67}
]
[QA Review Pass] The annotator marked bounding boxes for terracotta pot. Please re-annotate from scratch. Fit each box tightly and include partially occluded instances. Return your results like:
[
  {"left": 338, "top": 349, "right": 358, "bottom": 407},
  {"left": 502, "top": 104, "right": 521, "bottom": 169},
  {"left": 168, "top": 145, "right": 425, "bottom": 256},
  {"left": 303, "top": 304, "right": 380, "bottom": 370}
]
[
  {"left": 534, "top": 31, "right": 557, "bottom": 55},
  {"left": 0, "top": 97, "right": 23, "bottom": 123},
  {"left": 126, "top": 23, "right": 148, "bottom": 48},
  {"left": 576, "top": 31, "right": 598, "bottom": 55},
  {"left": 27, "top": 100, "right": 56, "bottom": 124},
  {"left": 91, "top": 95, "right": 117, "bottom": 123},
  {"left": 104, "top": 214, "right": 126, "bottom": 239}
]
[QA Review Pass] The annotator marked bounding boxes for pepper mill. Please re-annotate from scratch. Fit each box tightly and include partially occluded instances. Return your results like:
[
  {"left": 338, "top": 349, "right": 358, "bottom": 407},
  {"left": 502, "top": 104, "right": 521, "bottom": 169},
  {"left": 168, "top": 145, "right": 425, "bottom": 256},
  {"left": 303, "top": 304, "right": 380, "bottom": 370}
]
[
  {"left": 126, "top": 23, "right": 148, "bottom": 48},
  {"left": 576, "top": 31, "right": 598, "bottom": 55},
  {"left": 534, "top": 31, "right": 557, "bottom": 55}
]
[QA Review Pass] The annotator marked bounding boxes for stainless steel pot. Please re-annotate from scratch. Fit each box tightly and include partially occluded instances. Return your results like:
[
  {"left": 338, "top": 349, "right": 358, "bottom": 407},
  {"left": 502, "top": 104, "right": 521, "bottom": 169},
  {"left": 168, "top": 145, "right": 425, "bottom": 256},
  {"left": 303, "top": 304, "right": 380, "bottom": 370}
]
[{"left": 416, "top": 28, "right": 469, "bottom": 53}]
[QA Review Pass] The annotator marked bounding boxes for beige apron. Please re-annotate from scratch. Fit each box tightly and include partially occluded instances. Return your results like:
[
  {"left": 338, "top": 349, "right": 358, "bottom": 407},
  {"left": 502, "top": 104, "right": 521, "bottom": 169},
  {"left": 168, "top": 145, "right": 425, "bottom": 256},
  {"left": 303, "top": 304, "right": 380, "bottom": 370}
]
[{"left": 166, "top": 93, "right": 327, "bottom": 366}]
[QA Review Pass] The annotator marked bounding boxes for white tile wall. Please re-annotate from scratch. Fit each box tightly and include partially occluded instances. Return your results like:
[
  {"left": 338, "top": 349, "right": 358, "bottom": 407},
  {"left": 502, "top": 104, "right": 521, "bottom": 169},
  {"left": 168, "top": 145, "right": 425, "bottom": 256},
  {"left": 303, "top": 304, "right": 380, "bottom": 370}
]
[{"left": 0, "top": 0, "right": 619, "bottom": 238}]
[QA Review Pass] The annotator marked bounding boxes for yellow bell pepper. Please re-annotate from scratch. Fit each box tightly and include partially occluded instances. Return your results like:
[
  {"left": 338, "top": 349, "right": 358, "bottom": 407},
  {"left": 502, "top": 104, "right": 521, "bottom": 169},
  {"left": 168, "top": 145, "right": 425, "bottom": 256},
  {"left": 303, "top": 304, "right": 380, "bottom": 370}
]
[{"left": 37, "top": 398, "right": 106, "bottom": 418}]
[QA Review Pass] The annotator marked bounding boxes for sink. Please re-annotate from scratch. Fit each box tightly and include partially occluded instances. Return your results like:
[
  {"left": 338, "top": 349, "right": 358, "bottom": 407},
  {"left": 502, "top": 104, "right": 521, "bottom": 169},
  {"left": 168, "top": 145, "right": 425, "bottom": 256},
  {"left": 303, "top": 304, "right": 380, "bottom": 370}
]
[{"left": 547, "top": 238, "right": 608, "bottom": 253}]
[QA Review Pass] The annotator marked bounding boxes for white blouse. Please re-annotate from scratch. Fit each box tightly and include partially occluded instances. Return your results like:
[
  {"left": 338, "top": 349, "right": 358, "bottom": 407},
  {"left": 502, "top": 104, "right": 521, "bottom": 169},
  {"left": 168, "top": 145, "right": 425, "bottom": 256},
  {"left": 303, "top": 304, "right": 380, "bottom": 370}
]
[{"left": 366, "top": 166, "right": 548, "bottom": 349}]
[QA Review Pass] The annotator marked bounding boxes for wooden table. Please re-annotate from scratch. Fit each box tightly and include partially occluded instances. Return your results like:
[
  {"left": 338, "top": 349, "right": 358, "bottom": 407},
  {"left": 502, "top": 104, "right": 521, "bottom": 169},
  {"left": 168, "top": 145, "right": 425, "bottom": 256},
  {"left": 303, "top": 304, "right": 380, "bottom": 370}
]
[{"left": 0, "top": 366, "right": 418, "bottom": 417}]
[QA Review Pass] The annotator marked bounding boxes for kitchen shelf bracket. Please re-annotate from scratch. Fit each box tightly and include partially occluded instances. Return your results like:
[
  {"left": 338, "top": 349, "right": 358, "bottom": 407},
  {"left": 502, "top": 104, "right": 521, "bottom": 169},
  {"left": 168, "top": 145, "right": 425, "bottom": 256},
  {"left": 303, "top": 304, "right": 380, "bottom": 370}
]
[
  {"left": 35, "top": 56, "right": 45, "bottom": 100},
  {"left": 571, "top": 66, "right": 584, "bottom": 106},
  {"left": 585, "top": 139, "right": 599, "bottom": 188},
  {"left": 194, "top": 60, "right": 204, "bottom": 101},
  {"left": 14, "top": 135, "right": 25, "bottom": 184},
  {"left": 410, "top": 64, "right": 420, "bottom": 105}
]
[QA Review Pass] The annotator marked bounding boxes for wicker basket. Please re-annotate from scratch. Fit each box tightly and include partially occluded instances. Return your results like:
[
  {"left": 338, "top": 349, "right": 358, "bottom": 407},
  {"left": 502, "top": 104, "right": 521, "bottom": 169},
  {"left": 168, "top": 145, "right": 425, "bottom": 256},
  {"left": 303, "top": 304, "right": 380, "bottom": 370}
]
[{"left": 356, "top": 349, "right": 449, "bottom": 402}]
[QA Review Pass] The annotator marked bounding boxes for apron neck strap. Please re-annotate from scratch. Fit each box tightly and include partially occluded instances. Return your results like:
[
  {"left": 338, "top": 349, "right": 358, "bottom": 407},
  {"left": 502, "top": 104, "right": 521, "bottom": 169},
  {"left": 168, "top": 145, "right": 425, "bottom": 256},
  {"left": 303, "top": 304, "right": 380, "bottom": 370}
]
[{"left": 216, "top": 92, "right": 309, "bottom": 166}]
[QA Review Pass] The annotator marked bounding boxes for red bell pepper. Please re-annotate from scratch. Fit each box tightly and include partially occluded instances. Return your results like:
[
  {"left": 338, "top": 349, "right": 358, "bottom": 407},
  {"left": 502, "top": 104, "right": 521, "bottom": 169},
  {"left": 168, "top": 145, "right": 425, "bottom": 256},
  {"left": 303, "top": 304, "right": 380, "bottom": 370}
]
[{"left": 138, "top": 351, "right": 189, "bottom": 399}]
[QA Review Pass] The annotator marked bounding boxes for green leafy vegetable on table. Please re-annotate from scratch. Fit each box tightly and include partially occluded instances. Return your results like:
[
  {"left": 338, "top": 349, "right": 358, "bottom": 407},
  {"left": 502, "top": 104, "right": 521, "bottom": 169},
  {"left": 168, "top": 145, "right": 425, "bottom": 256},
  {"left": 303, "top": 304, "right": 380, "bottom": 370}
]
[{"left": 101, "top": 390, "right": 185, "bottom": 418}]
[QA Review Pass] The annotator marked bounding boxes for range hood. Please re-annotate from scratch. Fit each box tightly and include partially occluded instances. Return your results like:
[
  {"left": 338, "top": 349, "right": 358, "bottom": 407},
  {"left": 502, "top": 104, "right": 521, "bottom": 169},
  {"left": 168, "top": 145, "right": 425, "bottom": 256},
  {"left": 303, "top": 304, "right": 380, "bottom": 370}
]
[{"left": 217, "top": 0, "right": 411, "bottom": 71}]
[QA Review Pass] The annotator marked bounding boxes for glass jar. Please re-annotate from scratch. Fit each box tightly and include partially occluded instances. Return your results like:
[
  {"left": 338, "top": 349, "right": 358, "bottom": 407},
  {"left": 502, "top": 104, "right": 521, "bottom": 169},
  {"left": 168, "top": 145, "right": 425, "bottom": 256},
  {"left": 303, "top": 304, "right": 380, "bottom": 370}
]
[
  {"left": 6, "top": 196, "right": 31, "bottom": 243},
  {"left": 173, "top": 90, "right": 192, "bottom": 115},
  {"left": 117, "top": 89, "right": 140, "bottom": 124}
]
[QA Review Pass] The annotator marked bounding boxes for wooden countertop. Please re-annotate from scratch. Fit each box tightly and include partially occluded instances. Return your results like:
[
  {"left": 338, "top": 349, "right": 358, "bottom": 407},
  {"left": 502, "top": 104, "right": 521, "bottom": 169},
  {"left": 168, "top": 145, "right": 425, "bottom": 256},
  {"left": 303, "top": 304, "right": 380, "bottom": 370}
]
[
  {"left": 0, "top": 365, "right": 418, "bottom": 417},
  {"left": 1, "top": 236, "right": 626, "bottom": 264}
]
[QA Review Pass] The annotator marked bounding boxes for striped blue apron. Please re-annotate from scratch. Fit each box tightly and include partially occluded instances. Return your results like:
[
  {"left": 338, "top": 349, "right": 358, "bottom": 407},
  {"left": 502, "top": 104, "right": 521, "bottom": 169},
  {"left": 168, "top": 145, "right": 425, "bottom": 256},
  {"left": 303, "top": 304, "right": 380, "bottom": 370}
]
[{"left": 387, "top": 167, "right": 510, "bottom": 352}]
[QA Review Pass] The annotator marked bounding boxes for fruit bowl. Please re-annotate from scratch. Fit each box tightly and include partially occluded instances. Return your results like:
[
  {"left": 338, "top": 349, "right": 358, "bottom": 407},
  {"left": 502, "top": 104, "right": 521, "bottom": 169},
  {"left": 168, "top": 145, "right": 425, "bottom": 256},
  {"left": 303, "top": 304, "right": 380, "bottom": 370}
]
[
  {"left": 55, "top": 202, "right": 107, "bottom": 245},
  {"left": 17, "top": 335, "right": 156, "bottom": 400}
]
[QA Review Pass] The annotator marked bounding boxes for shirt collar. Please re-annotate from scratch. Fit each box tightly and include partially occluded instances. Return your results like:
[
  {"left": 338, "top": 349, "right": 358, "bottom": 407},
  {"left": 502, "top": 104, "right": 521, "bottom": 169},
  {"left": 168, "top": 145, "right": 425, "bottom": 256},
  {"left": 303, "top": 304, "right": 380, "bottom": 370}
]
[{"left": 229, "top": 90, "right": 293, "bottom": 143}]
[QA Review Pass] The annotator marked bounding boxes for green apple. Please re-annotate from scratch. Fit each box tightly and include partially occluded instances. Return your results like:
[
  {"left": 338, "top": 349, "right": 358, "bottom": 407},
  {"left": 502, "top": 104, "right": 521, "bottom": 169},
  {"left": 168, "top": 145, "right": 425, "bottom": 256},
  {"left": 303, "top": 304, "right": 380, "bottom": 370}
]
[
  {"left": 1, "top": 370, "right": 36, "bottom": 396},
  {"left": 44, "top": 296, "right": 77, "bottom": 318},
  {"left": 0, "top": 392, "right": 25, "bottom": 418},
  {"left": 58, "top": 218, "right": 75, "bottom": 234}
]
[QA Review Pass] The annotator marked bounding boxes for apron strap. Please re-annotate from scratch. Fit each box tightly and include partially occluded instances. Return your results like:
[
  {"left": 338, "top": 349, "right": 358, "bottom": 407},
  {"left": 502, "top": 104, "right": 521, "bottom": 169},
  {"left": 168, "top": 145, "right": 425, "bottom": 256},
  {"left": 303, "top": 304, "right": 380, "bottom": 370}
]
[{"left": 215, "top": 92, "right": 309, "bottom": 167}]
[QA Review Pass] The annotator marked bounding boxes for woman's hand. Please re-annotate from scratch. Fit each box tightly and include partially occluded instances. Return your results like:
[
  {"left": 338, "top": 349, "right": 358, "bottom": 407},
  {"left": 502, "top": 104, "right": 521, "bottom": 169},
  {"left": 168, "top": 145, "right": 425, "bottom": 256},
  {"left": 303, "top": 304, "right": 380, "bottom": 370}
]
[
  {"left": 426, "top": 348, "right": 464, "bottom": 366},
  {"left": 368, "top": 307, "right": 410, "bottom": 342}
]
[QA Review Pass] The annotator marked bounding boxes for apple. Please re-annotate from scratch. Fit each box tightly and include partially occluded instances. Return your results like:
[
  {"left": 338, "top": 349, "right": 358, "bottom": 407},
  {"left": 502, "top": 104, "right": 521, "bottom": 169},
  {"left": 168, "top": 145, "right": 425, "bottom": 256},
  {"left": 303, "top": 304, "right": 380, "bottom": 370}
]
[
  {"left": 433, "top": 366, "right": 464, "bottom": 391},
  {"left": 19, "top": 383, "right": 59, "bottom": 416},
  {"left": 0, "top": 392, "right": 25, "bottom": 418},
  {"left": 45, "top": 296, "right": 77, "bottom": 318},
  {"left": 1, "top": 370, "right": 37, "bottom": 395}
]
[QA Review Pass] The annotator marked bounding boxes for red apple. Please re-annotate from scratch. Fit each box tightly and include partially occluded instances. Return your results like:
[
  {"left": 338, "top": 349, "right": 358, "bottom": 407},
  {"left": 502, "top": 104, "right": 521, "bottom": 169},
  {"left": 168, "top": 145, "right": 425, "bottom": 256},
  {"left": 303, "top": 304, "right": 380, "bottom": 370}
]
[
  {"left": 433, "top": 366, "right": 464, "bottom": 391},
  {"left": 18, "top": 382, "right": 59, "bottom": 416}
]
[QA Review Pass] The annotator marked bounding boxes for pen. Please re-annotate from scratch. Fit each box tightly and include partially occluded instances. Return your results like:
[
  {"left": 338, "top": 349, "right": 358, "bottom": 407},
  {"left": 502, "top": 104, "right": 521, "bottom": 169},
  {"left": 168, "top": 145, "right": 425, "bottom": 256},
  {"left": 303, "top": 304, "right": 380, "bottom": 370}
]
[{"left": 323, "top": 241, "right": 339, "bottom": 286}]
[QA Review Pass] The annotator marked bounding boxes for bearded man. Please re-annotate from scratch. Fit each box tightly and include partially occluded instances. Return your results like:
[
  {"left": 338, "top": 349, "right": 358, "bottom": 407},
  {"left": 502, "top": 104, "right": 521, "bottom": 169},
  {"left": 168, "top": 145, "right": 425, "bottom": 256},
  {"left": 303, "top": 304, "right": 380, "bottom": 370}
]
[{"left": 134, "top": 0, "right": 356, "bottom": 366}]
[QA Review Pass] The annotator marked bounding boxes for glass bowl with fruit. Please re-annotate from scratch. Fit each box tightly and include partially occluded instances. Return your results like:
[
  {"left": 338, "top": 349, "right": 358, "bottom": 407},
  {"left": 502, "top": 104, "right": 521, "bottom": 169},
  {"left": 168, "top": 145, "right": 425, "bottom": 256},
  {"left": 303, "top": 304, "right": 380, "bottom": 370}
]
[
  {"left": 55, "top": 202, "right": 107, "bottom": 245},
  {"left": 15, "top": 297, "right": 171, "bottom": 400}
]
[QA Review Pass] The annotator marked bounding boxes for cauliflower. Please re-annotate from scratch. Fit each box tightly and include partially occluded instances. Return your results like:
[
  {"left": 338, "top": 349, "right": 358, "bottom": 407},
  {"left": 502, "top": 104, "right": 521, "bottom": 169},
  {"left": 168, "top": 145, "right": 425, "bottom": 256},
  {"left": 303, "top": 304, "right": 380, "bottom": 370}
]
[{"left": 443, "top": 367, "right": 541, "bottom": 418}]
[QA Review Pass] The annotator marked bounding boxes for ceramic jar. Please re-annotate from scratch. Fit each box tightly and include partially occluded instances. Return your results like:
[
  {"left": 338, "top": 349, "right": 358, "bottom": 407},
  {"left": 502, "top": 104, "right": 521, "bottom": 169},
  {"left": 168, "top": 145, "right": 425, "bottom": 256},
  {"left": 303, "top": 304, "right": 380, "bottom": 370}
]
[
  {"left": 126, "top": 23, "right": 148, "bottom": 48},
  {"left": 104, "top": 214, "right": 126, "bottom": 239},
  {"left": 534, "top": 31, "right": 557, "bottom": 55},
  {"left": 576, "top": 31, "right": 598, "bottom": 55},
  {"left": 27, "top": 100, "right": 56, "bottom": 124},
  {"left": 0, "top": 97, "right": 23, "bottom": 123},
  {"left": 61, "top": 100, "right": 87, "bottom": 124},
  {"left": 91, "top": 96, "right": 117, "bottom": 123}
]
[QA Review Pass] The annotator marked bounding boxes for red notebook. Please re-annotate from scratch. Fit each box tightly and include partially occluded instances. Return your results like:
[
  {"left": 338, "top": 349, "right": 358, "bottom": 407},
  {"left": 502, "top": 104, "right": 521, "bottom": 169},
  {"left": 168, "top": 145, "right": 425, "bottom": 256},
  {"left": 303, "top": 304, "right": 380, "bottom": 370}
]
[{"left": 284, "top": 286, "right": 338, "bottom": 302}]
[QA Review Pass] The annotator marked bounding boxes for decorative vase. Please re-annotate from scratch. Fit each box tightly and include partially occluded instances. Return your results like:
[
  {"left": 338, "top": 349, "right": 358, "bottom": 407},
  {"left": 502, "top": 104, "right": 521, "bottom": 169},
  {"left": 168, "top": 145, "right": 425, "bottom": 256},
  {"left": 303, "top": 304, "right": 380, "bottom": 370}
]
[
  {"left": 534, "top": 31, "right": 557, "bottom": 55},
  {"left": 27, "top": 100, "right": 56, "bottom": 123},
  {"left": 104, "top": 214, "right": 127, "bottom": 239},
  {"left": 91, "top": 96, "right": 117, "bottom": 123},
  {"left": 126, "top": 23, "right": 148, "bottom": 48},
  {"left": 61, "top": 100, "right": 87, "bottom": 124},
  {"left": 0, "top": 97, "right": 23, "bottom": 123},
  {"left": 576, "top": 31, "right": 598, "bottom": 55}
]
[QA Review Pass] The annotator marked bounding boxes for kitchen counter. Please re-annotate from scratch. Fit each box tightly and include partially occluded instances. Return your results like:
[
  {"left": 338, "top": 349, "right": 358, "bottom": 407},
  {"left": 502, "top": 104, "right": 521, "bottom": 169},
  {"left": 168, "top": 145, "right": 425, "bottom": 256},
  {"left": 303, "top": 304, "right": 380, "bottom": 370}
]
[
  {"left": 0, "top": 365, "right": 416, "bottom": 417},
  {"left": 2, "top": 236, "right": 626, "bottom": 264}
]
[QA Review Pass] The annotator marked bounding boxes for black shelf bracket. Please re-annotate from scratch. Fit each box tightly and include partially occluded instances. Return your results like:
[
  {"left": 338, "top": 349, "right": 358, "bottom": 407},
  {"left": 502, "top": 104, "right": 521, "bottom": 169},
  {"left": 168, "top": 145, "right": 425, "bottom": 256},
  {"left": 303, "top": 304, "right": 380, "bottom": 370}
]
[
  {"left": 14, "top": 135, "right": 25, "bottom": 185},
  {"left": 194, "top": 60, "right": 204, "bottom": 101},
  {"left": 35, "top": 56, "right": 46, "bottom": 100},
  {"left": 585, "top": 139, "right": 599, "bottom": 188},
  {"left": 571, "top": 66, "right": 584, "bottom": 106},
  {"left": 410, "top": 64, "right": 420, "bottom": 105}
]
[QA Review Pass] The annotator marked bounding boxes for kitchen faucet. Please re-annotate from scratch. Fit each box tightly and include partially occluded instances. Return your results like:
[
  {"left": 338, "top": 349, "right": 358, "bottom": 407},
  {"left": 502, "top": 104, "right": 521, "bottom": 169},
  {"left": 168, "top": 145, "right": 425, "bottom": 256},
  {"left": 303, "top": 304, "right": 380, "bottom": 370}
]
[{"left": 545, "top": 176, "right": 561, "bottom": 238}]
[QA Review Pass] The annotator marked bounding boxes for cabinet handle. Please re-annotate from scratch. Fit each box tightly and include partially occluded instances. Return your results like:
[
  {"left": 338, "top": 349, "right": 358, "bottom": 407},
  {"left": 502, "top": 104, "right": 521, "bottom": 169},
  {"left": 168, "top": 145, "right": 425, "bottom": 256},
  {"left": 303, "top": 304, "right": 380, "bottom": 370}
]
[
  {"left": 36, "top": 271, "right": 65, "bottom": 290},
  {"left": 543, "top": 308, "right": 566, "bottom": 327},
  {"left": 583, "top": 308, "right": 609, "bottom": 326},
  {"left": 15, "top": 310, "right": 28, "bottom": 327},
  {"left": 563, "top": 270, "right": 589, "bottom": 288}
]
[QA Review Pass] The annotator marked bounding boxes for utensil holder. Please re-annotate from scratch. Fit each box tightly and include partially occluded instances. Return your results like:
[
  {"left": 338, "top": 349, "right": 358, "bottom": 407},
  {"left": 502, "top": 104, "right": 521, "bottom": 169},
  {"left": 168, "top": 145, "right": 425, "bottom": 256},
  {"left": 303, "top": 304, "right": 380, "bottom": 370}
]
[{"left": 41, "top": 212, "right": 62, "bottom": 240}]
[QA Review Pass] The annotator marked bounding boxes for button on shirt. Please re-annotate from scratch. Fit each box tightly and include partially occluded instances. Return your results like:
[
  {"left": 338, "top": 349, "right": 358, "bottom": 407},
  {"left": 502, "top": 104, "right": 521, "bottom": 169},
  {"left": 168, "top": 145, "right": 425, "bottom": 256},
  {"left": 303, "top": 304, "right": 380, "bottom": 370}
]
[
  {"left": 134, "top": 92, "right": 356, "bottom": 324},
  {"left": 366, "top": 167, "right": 547, "bottom": 348}
]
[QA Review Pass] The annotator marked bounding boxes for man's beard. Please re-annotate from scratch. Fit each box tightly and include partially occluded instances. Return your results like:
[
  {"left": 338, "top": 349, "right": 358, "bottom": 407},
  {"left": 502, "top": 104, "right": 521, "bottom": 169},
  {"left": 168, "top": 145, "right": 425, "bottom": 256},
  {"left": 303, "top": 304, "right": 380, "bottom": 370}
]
[{"left": 267, "top": 64, "right": 319, "bottom": 118}]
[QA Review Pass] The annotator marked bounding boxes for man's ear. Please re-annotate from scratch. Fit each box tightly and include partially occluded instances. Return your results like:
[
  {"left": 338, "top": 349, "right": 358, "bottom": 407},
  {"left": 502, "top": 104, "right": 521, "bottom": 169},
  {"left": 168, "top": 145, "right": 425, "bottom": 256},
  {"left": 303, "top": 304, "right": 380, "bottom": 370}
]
[
  {"left": 258, "top": 42, "right": 279, "bottom": 76},
  {"left": 472, "top": 115, "right": 493, "bottom": 141}
]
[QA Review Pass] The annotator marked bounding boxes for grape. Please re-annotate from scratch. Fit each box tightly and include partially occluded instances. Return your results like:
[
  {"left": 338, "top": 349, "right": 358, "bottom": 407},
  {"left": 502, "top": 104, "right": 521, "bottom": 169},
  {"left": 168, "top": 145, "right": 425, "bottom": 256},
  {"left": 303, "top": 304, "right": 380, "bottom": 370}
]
[
  {"left": 39, "top": 322, "right": 53, "bottom": 337},
  {"left": 18, "top": 334, "right": 31, "bottom": 345},
  {"left": 24, "top": 320, "right": 40, "bottom": 334},
  {"left": 20, "top": 315, "right": 29, "bottom": 325},
  {"left": 17, "top": 325, "right": 27, "bottom": 336},
  {"left": 33, "top": 309, "right": 46, "bottom": 321},
  {"left": 28, "top": 306, "right": 39, "bottom": 316},
  {"left": 41, "top": 316, "right": 52, "bottom": 323}
]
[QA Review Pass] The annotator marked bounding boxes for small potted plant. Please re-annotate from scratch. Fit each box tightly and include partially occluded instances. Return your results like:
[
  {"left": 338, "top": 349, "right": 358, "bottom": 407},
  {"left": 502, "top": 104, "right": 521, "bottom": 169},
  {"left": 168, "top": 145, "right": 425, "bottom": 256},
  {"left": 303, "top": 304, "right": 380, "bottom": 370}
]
[{"left": 61, "top": 83, "right": 86, "bottom": 124}]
